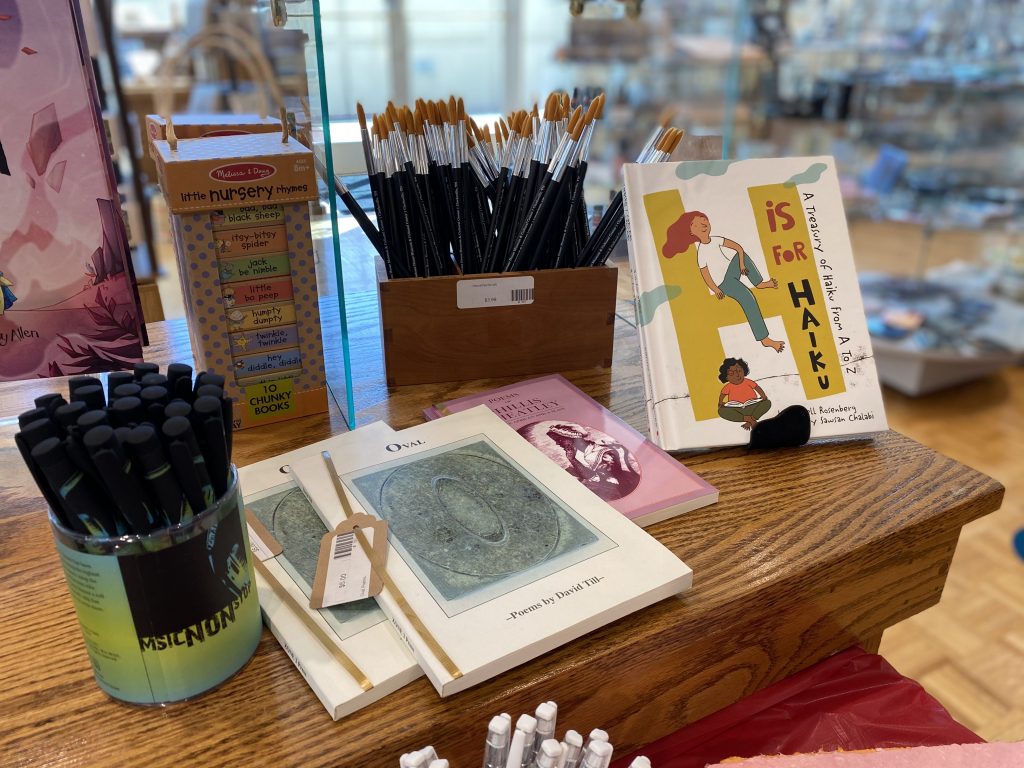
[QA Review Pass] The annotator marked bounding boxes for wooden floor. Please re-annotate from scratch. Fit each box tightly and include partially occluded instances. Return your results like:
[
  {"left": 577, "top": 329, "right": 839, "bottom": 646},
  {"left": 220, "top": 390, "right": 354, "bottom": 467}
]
[{"left": 153, "top": 217, "right": 1024, "bottom": 741}]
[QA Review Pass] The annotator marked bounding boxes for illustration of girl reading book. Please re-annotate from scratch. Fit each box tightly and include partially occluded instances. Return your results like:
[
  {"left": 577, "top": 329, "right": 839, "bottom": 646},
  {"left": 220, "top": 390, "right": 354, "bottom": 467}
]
[
  {"left": 663, "top": 211, "right": 785, "bottom": 353},
  {"left": 717, "top": 357, "right": 772, "bottom": 430}
]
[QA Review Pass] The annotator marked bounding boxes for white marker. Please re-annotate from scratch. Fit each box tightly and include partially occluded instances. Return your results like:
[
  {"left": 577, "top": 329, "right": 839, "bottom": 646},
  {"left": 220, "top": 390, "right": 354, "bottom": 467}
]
[
  {"left": 535, "top": 739, "right": 564, "bottom": 768},
  {"left": 628, "top": 757, "right": 652, "bottom": 768},
  {"left": 483, "top": 714, "right": 512, "bottom": 768},
  {"left": 581, "top": 740, "right": 613, "bottom": 768},
  {"left": 516, "top": 714, "right": 538, "bottom": 768},
  {"left": 559, "top": 730, "right": 584, "bottom": 768}
]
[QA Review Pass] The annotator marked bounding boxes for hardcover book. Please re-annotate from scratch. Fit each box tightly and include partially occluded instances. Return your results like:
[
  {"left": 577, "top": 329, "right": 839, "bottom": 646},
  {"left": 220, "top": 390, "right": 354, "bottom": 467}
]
[
  {"left": 0, "top": 0, "right": 145, "bottom": 381},
  {"left": 623, "top": 156, "right": 887, "bottom": 450},
  {"left": 291, "top": 406, "right": 692, "bottom": 697},
  {"left": 425, "top": 374, "right": 717, "bottom": 527},
  {"left": 238, "top": 421, "right": 421, "bottom": 720}
]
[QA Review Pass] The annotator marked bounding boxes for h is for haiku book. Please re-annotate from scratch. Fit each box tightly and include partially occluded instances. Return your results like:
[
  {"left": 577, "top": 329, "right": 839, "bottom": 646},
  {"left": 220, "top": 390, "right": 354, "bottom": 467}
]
[{"left": 623, "top": 156, "right": 887, "bottom": 451}]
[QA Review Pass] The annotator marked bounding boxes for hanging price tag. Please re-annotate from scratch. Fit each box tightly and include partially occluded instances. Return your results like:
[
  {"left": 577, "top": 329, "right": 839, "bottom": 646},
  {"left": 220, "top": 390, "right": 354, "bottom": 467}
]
[{"left": 310, "top": 513, "right": 387, "bottom": 608}]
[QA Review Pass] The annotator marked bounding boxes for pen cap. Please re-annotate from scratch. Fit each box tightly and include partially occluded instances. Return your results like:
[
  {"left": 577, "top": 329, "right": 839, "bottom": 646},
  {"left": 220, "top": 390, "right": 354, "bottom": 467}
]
[
  {"left": 77, "top": 409, "right": 110, "bottom": 435},
  {"left": 516, "top": 714, "right": 538, "bottom": 735},
  {"left": 486, "top": 715, "right": 511, "bottom": 748},
  {"left": 166, "top": 362, "right": 192, "bottom": 385},
  {"left": 124, "top": 424, "right": 169, "bottom": 470},
  {"left": 133, "top": 361, "right": 159, "bottom": 381},
  {"left": 536, "top": 740, "right": 563, "bottom": 768},
  {"left": 34, "top": 393, "right": 66, "bottom": 414},
  {"left": 20, "top": 417, "right": 59, "bottom": 450},
  {"left": 581, "top": 741, "right": 612, "bottom": 768},
  {"left": 196, "top": 384, "right": 224, "bottom": 400},
  {"left": 164, "top": 400, "right": 192, "bottom": 420},
  {"left": 73, "top": 384, "right": 106, "bottom": 410},
  {"left": 106, "top": 371, "right": 134, "bottom": 399},
  {"left": 111, "top": 396, "right": 145, "bottom": 427},
  {"left": 140, "top": 385, "right": 170, "bottom": 407},
  {"left": 627, "top": 758, "right": 651, "bottom": 768},
  {"left": 427, "top": 761, "right": 449, "bottom": 768},
  {"left": 114, "top": 383, "right": 142, "bottom": 400},
  {"left": 18, "top": 406, "right": 50, "bottom": 429},
  {"left": 82, "top": 424, "right": 122, "bottom": 455},
  {"left": 141, "top": 373, "right": 169, "bottom": 389},
  {"left": 54, "top": 401, "right": 88, "bottom": 430},
  {"left": 588, "top": 730, "right": 608, "bottom": 744},
  {"left": 161, "top": 415, "right": 202, "bottom": 453},
  {"left": 563, "top": 731, "right": 583, "bottom": 749},
  {"left": 68, "top": 375, "right": 101, "bottom": 393},
  {"left": 194, "top": 371, "right": 225, "bottom": 391},
  {"left": 535, "top": 701, "right": 557, "bottom": 736}
]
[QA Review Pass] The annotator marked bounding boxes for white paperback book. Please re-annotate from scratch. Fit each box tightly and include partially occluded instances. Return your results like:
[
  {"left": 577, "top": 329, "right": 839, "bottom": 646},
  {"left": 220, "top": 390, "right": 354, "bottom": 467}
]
[
  {"left": 238, "top": 421, "right": 422, "bottom": 720},
  {"left": 290, "top": 406, "right": 692, "bottom": 697},
  {"left": 623, "top": 156, "right": 887, "bottom": 450}
]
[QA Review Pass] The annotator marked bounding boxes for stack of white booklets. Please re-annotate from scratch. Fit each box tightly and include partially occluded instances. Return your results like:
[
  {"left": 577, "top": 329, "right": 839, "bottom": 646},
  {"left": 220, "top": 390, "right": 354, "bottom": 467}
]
[
  {"left": 238, "top": 423, "right": 422, "bottom": 720},
  {"left": 289, "top": 406, "right": 693, "bottom": 698}
]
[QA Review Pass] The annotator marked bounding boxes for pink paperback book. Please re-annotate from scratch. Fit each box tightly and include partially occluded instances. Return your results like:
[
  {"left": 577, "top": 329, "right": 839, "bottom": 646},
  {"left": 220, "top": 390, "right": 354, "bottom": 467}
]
[{"left": 426, "top": 374, "right": 717, "bottom": 527}]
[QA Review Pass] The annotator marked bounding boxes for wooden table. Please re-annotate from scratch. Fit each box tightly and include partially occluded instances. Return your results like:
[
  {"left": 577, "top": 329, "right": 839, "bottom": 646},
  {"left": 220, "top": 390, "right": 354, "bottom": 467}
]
[{"left": 0, "top": 315, "right": 1003, "bottom": 768}]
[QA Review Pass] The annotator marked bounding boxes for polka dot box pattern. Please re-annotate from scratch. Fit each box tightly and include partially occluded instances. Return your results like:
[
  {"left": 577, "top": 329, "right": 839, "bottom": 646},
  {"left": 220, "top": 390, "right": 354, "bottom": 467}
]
[{"left": 153, "top": 133, "right": 328, "bottom": 429}]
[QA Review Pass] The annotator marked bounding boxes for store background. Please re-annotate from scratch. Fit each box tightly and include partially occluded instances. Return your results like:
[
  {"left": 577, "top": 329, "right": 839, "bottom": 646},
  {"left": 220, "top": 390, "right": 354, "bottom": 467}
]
[{"left": 95, "top": 0, "right": 1021, "bottom": 741}]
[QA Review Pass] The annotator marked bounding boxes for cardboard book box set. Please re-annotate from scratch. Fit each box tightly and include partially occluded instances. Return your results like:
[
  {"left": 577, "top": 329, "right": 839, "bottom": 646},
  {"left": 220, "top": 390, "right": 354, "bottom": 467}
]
[{"left": 152, "top": 129, "right": 328, "bottom": 429}]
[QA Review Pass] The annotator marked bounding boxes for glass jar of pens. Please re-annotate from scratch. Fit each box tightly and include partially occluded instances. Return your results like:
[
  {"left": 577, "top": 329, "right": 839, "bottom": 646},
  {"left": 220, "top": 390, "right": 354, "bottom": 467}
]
[
  {"left": 16, "top": 362, "right": 262, "bottom": 705},
  {"left": 340, "top": 91, "right": 683, "bottom": 387}
]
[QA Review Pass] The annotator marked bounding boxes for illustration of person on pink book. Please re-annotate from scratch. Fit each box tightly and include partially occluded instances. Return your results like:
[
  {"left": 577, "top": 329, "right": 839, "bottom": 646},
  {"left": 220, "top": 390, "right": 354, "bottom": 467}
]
[
  {"left": 663, "top": 210, "right": 785, "bottom": 353},
  {"left": 717, "top": 357, "right": 772, "bottom": 430},
  {"left": 0, "top": 271, "right": 17, "bottom": 316}
]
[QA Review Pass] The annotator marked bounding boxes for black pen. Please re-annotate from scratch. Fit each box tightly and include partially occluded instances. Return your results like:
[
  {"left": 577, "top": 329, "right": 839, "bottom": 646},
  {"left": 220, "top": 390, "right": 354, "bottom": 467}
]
[
  {"left": 82, "top": 426, "right": 157, "bottom": 534},
  {"left": 111, "top": 396, "right": 145, "bottom": 428},
  {"left": 34, "top": 393, "right": 66, "bottom": 415},
  {"left": 18, "top": 407, "right": 50, "bottom": 430},
  {"left": 141, "top": 373, "right": 169, "bottom": 389},
  {"left": 133, "top": 362, "right": 159, "bottom": 381},
  {"left": 14, "top": 428, "right": 69, "bottom": 530},
  {"left": 166, "top": 363, "right": 193, "bottom": 401},
  {"left": 195, "top": 384, "right": 224, "bottom": 401},
  {"left": 124, "top": 425, "right": 190, "bottom": 526},
  {"left": 140, "top": 385, "right": 170, "bottom": 426},
  {"left": 72, "top": 384, "right": 106, "bottom": 411},
  {"left": 106, "top": 371, "right": 134, "bottom": 402},
  {"left": 192, "top": 396, "right": 229, "bottom": 497},
  {"left": 31, "top": 437, "right": 120, "bottom": 536},
  {"left": 53, "top": 401, "right": 87, "bottom": 435},
  {"left": 20, "top": 417, "right": 60, "bottom": 450},
  {"left": 113, "top": 383, "right": 142, "bottom": 400},
  {"left": 164, "top": 400, "right": 192, "bottom": 420},
  {"left": 68, "top": 375, "right": 101, "bottom": 395},
  {"left": 162, "top": 416, "right": 215, "bottom": 513},
  {"left": 193, "top": 372, "right": 225, "bottom": 393},
  {"left": 76, "top": 409, "right": 110, "bottom": 436}
]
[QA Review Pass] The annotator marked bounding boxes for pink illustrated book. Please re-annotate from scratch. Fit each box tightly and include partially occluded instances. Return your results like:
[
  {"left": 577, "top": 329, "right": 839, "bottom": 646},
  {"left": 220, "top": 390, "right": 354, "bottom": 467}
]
[
  {"left": 426, "top": 374, "right": 718, "bottom": 527},
  {"left": 0, "top": 0, "right": 145, "bottom": 381}
]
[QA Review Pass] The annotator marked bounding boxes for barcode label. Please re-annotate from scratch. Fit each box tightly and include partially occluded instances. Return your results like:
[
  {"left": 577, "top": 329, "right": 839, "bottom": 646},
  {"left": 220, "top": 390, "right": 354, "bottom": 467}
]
[
  {"left": 333, "top": 532, "right": 354, "bottom": 560},
  {"left": 318, "top": 527, "right": 374, "bottom": 607},
  {"left": 456, "top": 276, "right": 535, "bottom": 309}
]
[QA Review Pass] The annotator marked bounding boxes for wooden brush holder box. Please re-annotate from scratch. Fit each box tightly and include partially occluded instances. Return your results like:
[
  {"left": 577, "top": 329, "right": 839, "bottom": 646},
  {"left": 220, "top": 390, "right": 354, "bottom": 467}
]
[{"left": 379, "top": 267, "right": 618, "bottom": 387}]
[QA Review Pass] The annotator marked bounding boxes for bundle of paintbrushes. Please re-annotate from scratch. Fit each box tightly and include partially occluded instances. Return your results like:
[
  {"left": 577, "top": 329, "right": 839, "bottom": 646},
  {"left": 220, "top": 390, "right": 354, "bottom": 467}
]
[{"left": 340, "top": 93, "right": 684, "bottom": 278}]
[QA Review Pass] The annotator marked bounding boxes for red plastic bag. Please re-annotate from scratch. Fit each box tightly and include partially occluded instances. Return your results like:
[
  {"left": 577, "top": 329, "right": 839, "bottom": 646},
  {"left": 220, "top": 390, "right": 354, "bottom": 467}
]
[{"left": 613, "top": 647, "right": 982, "bottom": 768}]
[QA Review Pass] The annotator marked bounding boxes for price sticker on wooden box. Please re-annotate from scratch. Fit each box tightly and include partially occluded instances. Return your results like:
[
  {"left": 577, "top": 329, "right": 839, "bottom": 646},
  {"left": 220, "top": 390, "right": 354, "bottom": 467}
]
[{"left": 456, "top": 276, "right": 535, "bottom": 309}]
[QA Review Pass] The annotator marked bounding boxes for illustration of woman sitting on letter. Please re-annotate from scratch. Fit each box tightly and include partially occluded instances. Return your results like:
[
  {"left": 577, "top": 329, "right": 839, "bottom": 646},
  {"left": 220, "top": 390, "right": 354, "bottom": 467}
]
[{"left": 663, "top": 211, "right": 785, "bottom": 353}]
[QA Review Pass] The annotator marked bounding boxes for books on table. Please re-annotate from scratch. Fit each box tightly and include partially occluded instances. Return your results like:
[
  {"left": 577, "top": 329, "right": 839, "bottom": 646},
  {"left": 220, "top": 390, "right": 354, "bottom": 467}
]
[
  {"left": 426, "top": 374, "right": 717, "bottom": 527},
  {"left": 290, "top": 406, "right": 692, "bottom": 697},
  {"left": 622, "top": 156, "right": 887, "bottom": 450},
  {"left": 238, "top": 422, "right": 421, "bottom": 720}
]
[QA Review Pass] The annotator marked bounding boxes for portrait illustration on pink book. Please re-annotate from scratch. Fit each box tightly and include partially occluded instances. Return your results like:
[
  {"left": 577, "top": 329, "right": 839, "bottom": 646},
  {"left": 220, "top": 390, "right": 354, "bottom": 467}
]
[
  {"left": 517, "top": 420, "right": 642, "bottom": 502},
  {"left": 662, "top": 210, "right": 785, "bottom": 353}
]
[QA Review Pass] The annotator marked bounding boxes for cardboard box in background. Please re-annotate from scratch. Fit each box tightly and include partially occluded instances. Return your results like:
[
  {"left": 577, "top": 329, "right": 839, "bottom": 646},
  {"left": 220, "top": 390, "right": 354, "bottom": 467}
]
[{"left": 153, "top": 132, "right": 327, "bottom": 429}]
